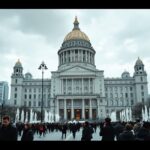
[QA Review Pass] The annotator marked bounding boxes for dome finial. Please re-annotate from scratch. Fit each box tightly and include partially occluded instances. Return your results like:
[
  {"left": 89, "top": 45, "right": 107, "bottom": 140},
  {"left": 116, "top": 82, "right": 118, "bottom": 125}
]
[{"left": 73, "top": 16, "right": 80, "bottom": 30}]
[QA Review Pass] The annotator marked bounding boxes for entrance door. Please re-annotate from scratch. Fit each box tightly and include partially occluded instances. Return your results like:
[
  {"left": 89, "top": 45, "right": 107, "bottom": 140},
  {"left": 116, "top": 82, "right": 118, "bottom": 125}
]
[
  {"left": 74, "top": 109, "right": 81, "bottom": 120},
  {"left": 85, "top": 109, "right": 89, "bottom": 119},
  {"left": 67, "top": 109, "right": 71, "bottom": 120}
]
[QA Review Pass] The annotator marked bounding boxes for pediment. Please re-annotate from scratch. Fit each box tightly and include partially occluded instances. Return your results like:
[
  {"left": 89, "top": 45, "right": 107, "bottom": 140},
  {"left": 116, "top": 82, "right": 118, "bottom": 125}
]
[{"left": 59, "top": 65, "right": 96, "bottom": 76}]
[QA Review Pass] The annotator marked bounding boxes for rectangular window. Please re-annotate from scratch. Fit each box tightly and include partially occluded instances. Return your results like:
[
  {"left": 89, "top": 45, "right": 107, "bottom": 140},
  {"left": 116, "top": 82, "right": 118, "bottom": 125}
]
[
  {"left": 34, "top": 88, "right": 36, "bottom": 93},
  {"left": 142, "top": 98, "right": 144, "bottom": 103},
  {"left": 142, "top": 92, "right": 144, "bottom": 96},
  {"left": 141, "top": 85, "right": 144, "bottom": 90},
  {"left": 15, "top": 88, "right": 17, "bottom": 91},
  {"left": 38, "top": 101, "right": 41, "bottom": 107},
  {"left": 15, "top": 79, "right": 17, "bottom": 84},
  {"left": 14, "top": 93, "right": 17, "bottom": 98},
  {"left": 24, "top": 94, "right": 27, "bottom": 99},
  {"left": 130, "top": 87, "right": 132, "bottom": 91},
  {"left": 25, "top": 88, "right": 27, "bottom": 92},
  {"left": 29, "top": 101, "right": 31, "bottom": 107},
  {"left": 125, "top": 93, "right": 128, "bottom": 98},
  {"left": 131, "top": 100, "right": 134, "bottom": 105},
  {"left": 33, "top": 101, "right": 36, "bottom": 107},
  {"left": 14, "top": 100, "right": 17, "bottom": 105},
  {"left": 141, "top": 77, "right": 143, "bottom": 82},
  {"left": 24, "top": 101, "right": 26, "bottom": 106},
  {"left": 29, "top": 89, "right": 32, "bottom": 92},
  {"left": 29, "top": 94, "right": 32, "bottom": 99},
  {"left": 34, "top": 94, "right": 36, "bottom": 99}
]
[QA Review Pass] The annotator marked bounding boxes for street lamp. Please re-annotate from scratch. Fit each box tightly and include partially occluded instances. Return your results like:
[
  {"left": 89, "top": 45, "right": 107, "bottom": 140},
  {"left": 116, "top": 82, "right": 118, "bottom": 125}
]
[{"left": 38, "top": 61, "right": 48, "bottom": 123}]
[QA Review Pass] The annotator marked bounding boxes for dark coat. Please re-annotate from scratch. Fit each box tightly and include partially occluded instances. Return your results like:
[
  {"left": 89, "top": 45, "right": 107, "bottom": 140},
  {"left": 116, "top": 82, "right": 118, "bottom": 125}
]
[
  {"left": 0, "top": 124, "right": 18, "bottom": 141},
  {"left": 81, "top": 126, "right": 94, "bottom": 141},
  {"left": 114, "top": 123, "right": 124, "bottom": 140},
  {"left": 136, "top": 127, "right": 150, "bottom": 141},
  {"left": 21, "top": 129, "right": 34, "bottom": 141},
  {"left": 118, "top": 130, "right": 135, "bottom": 141},
  {"left": 100, "top": 123, "right": 115, "bottom": 141}
]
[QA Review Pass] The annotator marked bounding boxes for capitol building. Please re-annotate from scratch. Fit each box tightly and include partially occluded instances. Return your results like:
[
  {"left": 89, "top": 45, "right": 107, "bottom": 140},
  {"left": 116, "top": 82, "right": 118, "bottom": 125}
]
[{"left": 10, "top": 17, "right": 148, "bottom": 121}]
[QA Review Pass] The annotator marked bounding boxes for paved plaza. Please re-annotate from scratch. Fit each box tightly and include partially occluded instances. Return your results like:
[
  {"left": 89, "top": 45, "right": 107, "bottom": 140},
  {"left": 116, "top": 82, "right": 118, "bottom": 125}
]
[{"left": 18, "top": 127, "right": 101, "bottom": 141}]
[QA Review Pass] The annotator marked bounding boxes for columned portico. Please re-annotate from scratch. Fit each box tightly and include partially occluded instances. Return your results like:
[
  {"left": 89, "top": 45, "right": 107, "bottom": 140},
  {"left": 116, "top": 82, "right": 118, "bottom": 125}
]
[
  {"left": 82, "top": 99, "right": 85, "bottom": 119},
  {"left": 57, "top": 96, "right": 100, "bottom": 120}
]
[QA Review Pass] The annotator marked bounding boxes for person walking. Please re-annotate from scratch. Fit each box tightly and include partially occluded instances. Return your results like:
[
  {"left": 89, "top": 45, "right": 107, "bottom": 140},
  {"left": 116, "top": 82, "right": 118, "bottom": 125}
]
[
  {"left": 81, "top": 121, "right": 94, "bottom": 141},
  {"left": 21, "top": 123, "right": 34, "bottom": 141},
  {"left": 0, "top": 115, "right": 18, "bottom": 141}
]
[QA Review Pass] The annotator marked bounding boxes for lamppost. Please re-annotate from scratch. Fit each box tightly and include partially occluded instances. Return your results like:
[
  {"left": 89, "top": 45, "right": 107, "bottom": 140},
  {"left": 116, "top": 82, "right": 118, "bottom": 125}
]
[{"left": 38, "top": 61, "right": 48, "bottom": 123}]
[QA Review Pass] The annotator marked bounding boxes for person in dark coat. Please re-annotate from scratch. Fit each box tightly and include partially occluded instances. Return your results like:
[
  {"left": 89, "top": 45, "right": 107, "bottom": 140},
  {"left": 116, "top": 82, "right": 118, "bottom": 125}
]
[
  {"left": 118, "top": 123, "right": 135, "bottom": 141},
  {"left": 114, "top": 121, "right": 124, "bottom": 141},
  {"left": 100, "top": 117, "right": 115, "bottom": 141},
  {"left": 21, "top": 123, "right": 34, "bottom": 141},
  {"left": 0, "top": 115, "right": 18, "bottom": 141},
  {"left": 81, "top": 121, "right": 94, "bottom": 141},
  {"left": 71, "top": 123, "right": 77, "bottom": 139},
  {"left": 135, "top": 122, "right": 150, "bottom": 141},
  {"left": 61, "top": 123, "right": 67, "bottom": 139}
]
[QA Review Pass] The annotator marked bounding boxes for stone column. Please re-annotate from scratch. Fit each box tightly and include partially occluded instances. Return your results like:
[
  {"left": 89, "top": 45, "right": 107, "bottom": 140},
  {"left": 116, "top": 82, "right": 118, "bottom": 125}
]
[
  {"left": 82, "top": 99, "right": 85, "bottom": 119},
  {"left": 64, "top": 99, "right": 67, "bottom": 120},
  {"left": 56, "top": 99, "right": 59, "bottom": 120},
  {"left": 63, "top": 52, "right": 65, "bottom": 64},
  {"left": 71, "top": 99, "right": 74, "bottom": 119},
  {"left": 97, "top": 99, "right": 100, "bottom": 119},
  {"left": 70, "top": 50, "right": 72, "bottom": 62},
  {"left": 72, "top": 78, "right": 73, "bottom": 94},
  {"left": 62, "top": 78, "right": 63, "bottom": 94},
  {"left": 89, "top": 78, "right": 90, "bottom": 93},
  {"left": 66, "top": 78, "right": 67, "bottom": 94},
  {"left": 89, "top": 99, "right": 92, "bottom": 119}
]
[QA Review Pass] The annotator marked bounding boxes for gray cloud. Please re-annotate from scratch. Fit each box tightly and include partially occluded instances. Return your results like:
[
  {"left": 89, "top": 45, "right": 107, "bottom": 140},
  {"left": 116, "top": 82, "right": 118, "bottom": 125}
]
[{"left": 0, "top": 9, "right": 150, "bottom": 97}]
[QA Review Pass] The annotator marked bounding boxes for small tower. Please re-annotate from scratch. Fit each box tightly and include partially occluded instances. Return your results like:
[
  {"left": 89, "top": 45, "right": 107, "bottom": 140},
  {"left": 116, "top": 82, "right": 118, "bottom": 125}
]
[
  {"left": 10, "top": 59, "right": 24, "bottom": 106},
  {"left": 134, "top": 57, "right": 148, "bottom": 104}
]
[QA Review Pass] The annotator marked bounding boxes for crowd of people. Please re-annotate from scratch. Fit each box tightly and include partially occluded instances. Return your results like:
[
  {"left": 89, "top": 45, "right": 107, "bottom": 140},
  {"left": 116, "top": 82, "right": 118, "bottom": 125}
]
[{"left": 0, "top": 115, "right": 150, "bottom": 141}]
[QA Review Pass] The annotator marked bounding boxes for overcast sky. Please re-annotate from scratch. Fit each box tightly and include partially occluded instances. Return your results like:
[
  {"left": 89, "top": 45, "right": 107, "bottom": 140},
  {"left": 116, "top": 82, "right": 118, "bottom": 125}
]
[{"left": 0, "top": 9, "right": 150, "bottom": 97}]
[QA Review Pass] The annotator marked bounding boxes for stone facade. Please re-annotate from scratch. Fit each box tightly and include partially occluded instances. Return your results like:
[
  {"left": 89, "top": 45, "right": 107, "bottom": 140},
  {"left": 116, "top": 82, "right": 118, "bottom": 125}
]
[{"left": 10, "top": 18, "right": 148, "bottom": 121}]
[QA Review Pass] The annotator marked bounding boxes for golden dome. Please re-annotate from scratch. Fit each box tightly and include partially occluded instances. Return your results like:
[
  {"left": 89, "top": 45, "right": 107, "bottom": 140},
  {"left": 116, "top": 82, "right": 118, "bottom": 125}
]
[
  {"left": 15, "top": 59, "right": 22, "bottom": 67},
  {"left": 63, "top": 17, "right": 90, "bottom": 42}
]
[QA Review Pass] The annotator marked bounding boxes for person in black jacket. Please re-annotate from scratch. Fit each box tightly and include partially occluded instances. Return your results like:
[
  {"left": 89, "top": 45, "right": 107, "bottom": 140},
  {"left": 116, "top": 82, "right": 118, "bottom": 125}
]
[
  {"left": 135, "top": 122, "right": 150, "bottom": 141},
  {"left": 21, "top": 123, "right": 34, "bottom": 141},
  {"left": 100, "top": 117, "right": 115, "bottom": 141},
  {"left": 0, "top": 115, "right": 18, "bottom": 141},
  {"left": 81, "top": 121, "right": 94, "bottom": 141},
  {"left": 118, "top": 123, "right": 135, "bottom": 141}
]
